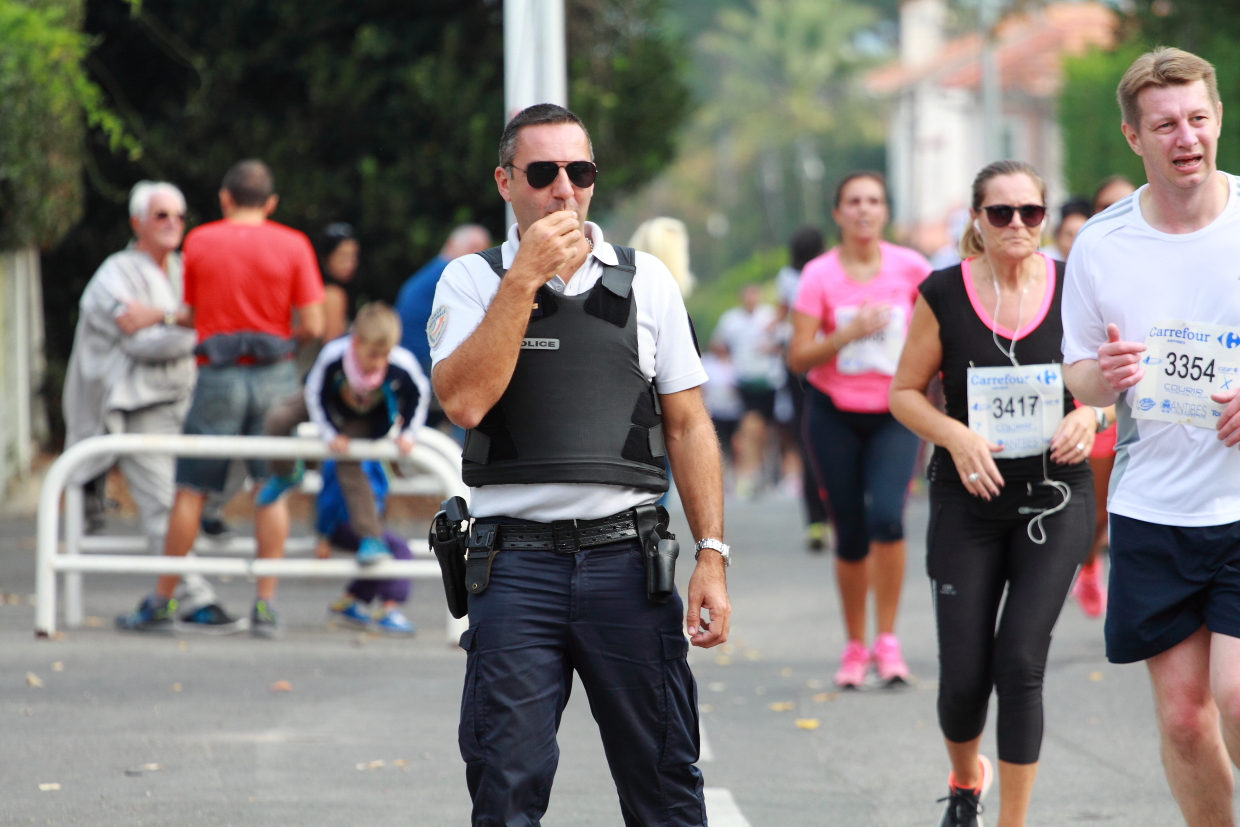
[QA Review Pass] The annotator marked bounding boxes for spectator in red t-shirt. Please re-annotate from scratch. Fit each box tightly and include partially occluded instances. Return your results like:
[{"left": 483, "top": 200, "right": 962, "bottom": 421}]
[{"left": 117, "top": 159, "right": 325, "bottom": 638}]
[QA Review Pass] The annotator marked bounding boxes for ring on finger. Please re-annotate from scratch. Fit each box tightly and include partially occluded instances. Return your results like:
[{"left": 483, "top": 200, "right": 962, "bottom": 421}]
[
  {"left": 967, "top": 472, "right": 981, "bottom": 482},
  {"left": 1075, "top": 442, "right": 1085, "bottom": 452}
]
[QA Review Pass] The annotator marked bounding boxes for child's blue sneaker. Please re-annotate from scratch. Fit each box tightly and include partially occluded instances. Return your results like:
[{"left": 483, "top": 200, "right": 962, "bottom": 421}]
[
  {"left": 329, "top": 597, "right": 372, "bottom": 629},
  {"left": 375, "top": 607, "right": 415, "bottom": 636},
  {"left": 255, "top": 462, "right": 305, "bottom": 507},
  {"left": 116, "top": 594, "right": 176, "bottom": 632},
  {"left": 356, "top": 536, "right": 392, "bottom": 566}
]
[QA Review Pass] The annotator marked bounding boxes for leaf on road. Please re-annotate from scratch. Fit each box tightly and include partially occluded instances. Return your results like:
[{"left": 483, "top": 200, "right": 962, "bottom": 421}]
[
  {"left": 38, "top": 783, "right": 60, "bottom": 791},
  {"left": 26, "top": 672, "right": 43, "bottom": 688},
  {"left": 356, "top": 760, "right": 384, "bottom": 771},
  {"left": 51, "top": 662, "right": 64, "bottom": 672},
  {"left": 269, "top": 680, "right": 293, "bottom": 692},
  {"left": 768, "top": 701, "right": 795, "bottom": 712},
  {"left": 795, "top": 718, "right": 821, "bottom": 731}
]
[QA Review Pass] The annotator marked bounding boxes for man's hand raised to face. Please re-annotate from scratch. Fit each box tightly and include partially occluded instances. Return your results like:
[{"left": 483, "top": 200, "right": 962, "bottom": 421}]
[{"left": 506, "top": 211, "right": 583, "bottom": 291}]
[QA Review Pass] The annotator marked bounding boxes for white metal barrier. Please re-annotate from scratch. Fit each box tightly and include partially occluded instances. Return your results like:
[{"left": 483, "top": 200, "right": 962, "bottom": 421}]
[{"left": 36, "top": 428, "right": 469, "bottom": 642}]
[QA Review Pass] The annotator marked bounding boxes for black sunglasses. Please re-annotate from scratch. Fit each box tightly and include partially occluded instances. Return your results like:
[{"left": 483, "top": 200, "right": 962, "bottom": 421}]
[
  {"left": 152, "top": 211, "right": 186, "bottom": 221},
  {"left": 509, "top": 160, "right": 598, "bottom": 189},
  {"left": 983, "top": 204, "right": 1046, "bottom": 228}
]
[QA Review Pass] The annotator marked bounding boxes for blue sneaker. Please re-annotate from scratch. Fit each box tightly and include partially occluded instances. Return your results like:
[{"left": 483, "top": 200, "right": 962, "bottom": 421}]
[
  {"left": 374, "top": 607, "right": 415, "bottom": 636},
  {"left": 116, "top": 594, "right": 177, "bottom": 632},
  {"left": 329, "top": 598, "right": 372, "bottom": 629},
  {"left": 177, "top": 603, "right": 249, "bottom": 635},
  {"left": 250, "top": 599, "right": 283, "bottom": 639},
  {"left": 357, "top": 536, "right": 392, "bottom": 566},
  {"left": 255, "top": 462, "right": 305, "bottom": 507}
]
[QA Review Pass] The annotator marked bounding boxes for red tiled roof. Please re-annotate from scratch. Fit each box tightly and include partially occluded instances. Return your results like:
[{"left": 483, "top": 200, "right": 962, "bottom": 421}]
[{"left": 865, "top": 1, "right": 1117, "bottom": 98}]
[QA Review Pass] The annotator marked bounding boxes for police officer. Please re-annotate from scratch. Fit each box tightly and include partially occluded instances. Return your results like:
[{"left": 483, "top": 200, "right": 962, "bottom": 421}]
[{"left": 430, "top": 103, "right": 730, "bottom": 826}]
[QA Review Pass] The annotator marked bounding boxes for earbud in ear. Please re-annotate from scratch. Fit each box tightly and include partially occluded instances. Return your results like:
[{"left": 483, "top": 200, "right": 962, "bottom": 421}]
[{"left": 973, "top": 219, "right": 982, "bottom": 234}]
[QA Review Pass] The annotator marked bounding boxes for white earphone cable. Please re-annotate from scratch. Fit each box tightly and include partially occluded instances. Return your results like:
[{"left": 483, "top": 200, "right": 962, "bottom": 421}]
[{"left": 984, "top": 251, "right": 1071, "bottom": 545}]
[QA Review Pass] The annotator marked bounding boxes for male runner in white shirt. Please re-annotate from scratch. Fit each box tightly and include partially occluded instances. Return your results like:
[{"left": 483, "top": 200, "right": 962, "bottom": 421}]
[{"left": 1063, "top": 47, "right": 1240, "bottom": 827}]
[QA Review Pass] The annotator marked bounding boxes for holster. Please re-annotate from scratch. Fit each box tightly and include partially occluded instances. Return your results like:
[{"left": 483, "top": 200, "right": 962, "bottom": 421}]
[
  {"left": 429, "top": 496, "right": 470, "bottom": 619},
  {"left": 635, "top": 504, "right": 679, "bottom": 603},
  {"left": 465, "top": 524, "right": 499, "bottom": 597}
]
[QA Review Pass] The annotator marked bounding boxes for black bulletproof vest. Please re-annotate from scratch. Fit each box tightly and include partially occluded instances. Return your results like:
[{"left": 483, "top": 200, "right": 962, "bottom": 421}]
[{"left": 460, "top": 245, "right": 669, "bottom": 492}]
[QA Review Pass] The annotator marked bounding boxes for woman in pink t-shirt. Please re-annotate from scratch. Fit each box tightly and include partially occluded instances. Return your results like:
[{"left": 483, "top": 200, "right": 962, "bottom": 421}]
[{"left": 787, "top": 171, "right": 931, "bottom": 688}]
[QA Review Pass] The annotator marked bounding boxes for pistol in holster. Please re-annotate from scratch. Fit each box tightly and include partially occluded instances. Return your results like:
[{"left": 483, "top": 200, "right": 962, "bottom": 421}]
[
  {"left": 429, "top": 496, "right": 470, "bottom": 619},
  {"left": 634, "top": 504, "right": 679, "bottom": 604}
]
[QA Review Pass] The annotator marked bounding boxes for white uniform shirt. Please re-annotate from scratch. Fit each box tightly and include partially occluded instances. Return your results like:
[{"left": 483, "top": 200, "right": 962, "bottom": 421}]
[
  {"left": 429, "top": 222, "right": 707, "bottom": 521},
  {"left": 1062, "top": 173, "right": 1240, "bottom": 527}
]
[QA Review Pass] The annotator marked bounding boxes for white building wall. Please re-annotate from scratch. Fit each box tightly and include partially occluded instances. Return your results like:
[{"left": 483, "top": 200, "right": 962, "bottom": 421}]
[{"left": 0, "top": 248, "right": 47, "bottom": 493}]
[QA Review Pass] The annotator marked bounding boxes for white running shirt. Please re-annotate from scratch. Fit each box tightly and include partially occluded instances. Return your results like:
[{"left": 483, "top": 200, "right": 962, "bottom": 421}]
[{"left": 1062, "top": 172, "right": 1240, "bottom": 526}]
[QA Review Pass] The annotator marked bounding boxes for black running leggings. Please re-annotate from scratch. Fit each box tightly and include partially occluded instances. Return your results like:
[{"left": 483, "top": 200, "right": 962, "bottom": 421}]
[{"left": 927, "top": 481, "right": 1092, "bottom": 764}]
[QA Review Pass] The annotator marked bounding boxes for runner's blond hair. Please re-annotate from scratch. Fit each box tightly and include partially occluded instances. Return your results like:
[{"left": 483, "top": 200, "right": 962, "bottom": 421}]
[{"left": 1117, "top": 47, "right": 1220, "bottom": 127}]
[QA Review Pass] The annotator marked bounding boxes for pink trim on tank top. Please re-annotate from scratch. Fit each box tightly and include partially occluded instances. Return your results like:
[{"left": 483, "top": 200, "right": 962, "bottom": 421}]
[{"left": 961, "top": 253, "right": 1056, "bottom": 341}]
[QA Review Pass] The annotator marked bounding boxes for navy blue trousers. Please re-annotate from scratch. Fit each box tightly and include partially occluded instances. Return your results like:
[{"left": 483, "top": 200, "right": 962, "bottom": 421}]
[{"left": 458, "top": 538, "right": 705, "bottom": 827}]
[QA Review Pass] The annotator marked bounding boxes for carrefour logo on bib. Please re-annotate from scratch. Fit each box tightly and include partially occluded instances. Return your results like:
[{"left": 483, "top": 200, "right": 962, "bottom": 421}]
[
  {"left": 1221, "top": 331, "right": 1240, "bottom": 349},
  {"left": 1150, "top": 324, "right": 1212, "bottom": 343}
]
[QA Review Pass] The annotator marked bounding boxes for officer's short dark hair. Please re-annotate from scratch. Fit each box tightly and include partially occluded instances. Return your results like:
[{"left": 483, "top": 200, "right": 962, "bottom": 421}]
[
  {"left": 788, "top": 226, "right": 825, "bottom": 271},
  {"left": 221, "top": 159, "right": 275, "bottom": 207},
  {"left": 498, "top": 104, "right": 594, "bottom": 170}
]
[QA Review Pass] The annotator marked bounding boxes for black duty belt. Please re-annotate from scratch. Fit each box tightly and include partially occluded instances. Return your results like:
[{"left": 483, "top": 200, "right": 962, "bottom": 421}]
[{"left": 482, "top": 506, "right": 668, "bottom": 553}]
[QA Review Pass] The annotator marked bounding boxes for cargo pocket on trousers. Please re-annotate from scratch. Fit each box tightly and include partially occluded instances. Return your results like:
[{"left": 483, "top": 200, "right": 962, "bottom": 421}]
[
  {"left": 458, "top": 627, "right": 486, "bottom": 782},
  {"left": 660, "top": 630, "right": 699, "bottom": 767}
]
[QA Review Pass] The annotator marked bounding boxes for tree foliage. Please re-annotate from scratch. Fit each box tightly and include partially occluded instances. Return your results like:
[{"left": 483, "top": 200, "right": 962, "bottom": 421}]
[
  {"left": 569, "top": 0, "right": 692, "bottom": 206},
  {"left": 1059, "top": 42, "right": 1148, "bottom": 198},
  {"left": 1060, "top": 1, "right": 1240, "bottom": 199},
  {"left": 41, "top": 0, "right": 690, "bottom": 386},
  {"left": 0, "top": 0, "right": 133, "bottom": 249},
  {"left": 608, "top": 0, "right": 888, "bottom": 293}
]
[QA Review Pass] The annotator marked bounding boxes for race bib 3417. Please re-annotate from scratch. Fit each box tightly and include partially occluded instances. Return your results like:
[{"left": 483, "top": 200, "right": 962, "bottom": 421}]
[{"left": 966, "top": 364, "right": 1064, "bottom": 459}]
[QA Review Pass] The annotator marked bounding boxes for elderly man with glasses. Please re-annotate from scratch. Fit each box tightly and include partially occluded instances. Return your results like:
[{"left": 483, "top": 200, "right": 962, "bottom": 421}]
[{"left": 63, "top": 180, "right": 234, "bottom": 629}]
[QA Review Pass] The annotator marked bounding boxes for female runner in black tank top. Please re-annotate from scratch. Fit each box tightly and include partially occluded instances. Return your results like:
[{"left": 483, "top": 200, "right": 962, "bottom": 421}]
[{"left": 889, "top": 161, "right": 1096, "bottom": 827}]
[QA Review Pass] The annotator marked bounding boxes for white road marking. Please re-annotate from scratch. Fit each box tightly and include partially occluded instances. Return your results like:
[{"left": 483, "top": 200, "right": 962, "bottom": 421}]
[
  {"left": 699, "top": 721, "right": 714, "bottom": 762},
  {"left": 705, "top": 788, "right": 752, "bottom": 827}
]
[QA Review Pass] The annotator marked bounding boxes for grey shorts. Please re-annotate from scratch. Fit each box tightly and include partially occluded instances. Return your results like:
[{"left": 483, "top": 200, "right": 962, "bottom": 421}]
[{"left": 175, "top": 361, "right": 299, "bottom": 493}]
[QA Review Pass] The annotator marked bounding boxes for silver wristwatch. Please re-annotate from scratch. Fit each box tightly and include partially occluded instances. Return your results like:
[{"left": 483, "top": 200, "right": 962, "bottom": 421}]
[
  {"left": 1093, "top": 406, "right": 1108, "bottom": 433},
  {"left": 163, "top": 310, "right": 178, "bottom": 327},
  {"left": 694, "top": 538, "right": 730, "bottom": 566}
]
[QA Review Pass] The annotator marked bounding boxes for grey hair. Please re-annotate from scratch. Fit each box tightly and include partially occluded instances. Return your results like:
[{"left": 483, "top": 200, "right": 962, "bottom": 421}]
[
  {"left": 498, "top": 103, "right": 593, "bottom": 171},
  {"left": 129, "top": 181, "right": 186, "bottom": 220}
]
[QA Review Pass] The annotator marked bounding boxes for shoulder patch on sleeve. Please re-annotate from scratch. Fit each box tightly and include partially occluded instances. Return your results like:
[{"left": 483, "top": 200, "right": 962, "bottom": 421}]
[{"left": 427, "top": 305, "right": 449, "bottom": 349}]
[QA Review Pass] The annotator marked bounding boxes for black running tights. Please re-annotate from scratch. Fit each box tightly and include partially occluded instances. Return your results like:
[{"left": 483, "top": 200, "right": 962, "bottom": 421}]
[{"left": 927, "top": 482, "right": 1092, "bottom": 764}]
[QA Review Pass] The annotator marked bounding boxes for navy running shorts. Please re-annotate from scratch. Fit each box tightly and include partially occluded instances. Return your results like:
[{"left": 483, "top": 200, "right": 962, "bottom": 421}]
[{"left": 1105, "top": 514, "right": 1240, "bottom": 664}]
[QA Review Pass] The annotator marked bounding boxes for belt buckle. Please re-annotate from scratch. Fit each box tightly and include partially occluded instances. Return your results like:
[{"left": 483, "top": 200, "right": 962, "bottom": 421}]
[{"left": 551, "top": 519, "right": 579, "bottom": 553}]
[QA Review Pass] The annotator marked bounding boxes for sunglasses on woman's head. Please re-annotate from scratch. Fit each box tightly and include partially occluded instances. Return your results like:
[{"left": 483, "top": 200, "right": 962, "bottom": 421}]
[
  {"left": 509, "top": 161, "right": 598, "bottom": 190},
  {"left": 982, "top": 204, "right": 1046, "bottom": 228}
]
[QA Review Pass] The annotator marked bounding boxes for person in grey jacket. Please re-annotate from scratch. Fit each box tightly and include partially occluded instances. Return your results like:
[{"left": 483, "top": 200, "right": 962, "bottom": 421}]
[{"left": 63, "top": 181, "right": 237, "bottom": 631}]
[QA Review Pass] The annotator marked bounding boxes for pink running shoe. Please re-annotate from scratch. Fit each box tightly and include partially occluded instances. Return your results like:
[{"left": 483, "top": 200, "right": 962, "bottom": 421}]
[
  {"left": 1073, "top": 558, "right": 1107, "bottom": 618},
  {"left": 872, "top": 632, "right": 910, "bottom": 684},
  {"left": 834, "top": 640, "right": 870, "bottom": 688}
]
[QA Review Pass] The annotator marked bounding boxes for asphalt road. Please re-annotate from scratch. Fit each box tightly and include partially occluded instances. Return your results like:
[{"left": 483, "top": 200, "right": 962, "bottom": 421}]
[{"left": 0, "top": 489, "right": 1223, "bottom": 826}]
